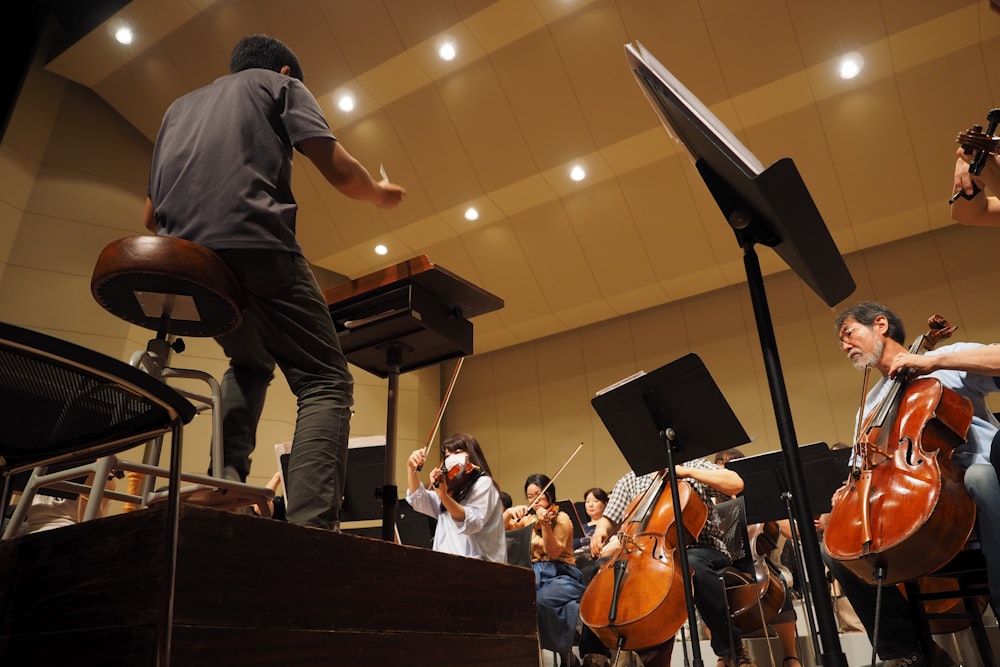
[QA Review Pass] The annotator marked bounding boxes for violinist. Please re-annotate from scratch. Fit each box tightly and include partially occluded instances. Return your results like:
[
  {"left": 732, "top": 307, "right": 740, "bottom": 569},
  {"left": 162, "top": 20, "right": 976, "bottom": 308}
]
[
  {"left": 405, "top": 433, "right": 506, "bottom": 563},
  {"left": 825, "top": 301, "right": 1000, "bottom": 667},
  {"left": 505, "top": 474, "right": 587, "bottom": 667},
  {"left": 952, "top": 141, "right": 1000, "bottom": 227},
  {"left": 589, "top": 459, "right": 754, "bottom": 667}
]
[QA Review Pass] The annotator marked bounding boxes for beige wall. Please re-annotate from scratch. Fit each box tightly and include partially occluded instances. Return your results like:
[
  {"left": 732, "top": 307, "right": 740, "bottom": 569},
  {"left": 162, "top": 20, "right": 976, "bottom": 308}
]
[
  {"left": 444, "top": 227, "right": 1000, "bottom": 506},
  {"left": 4, "top": 46, "right": 999, "bottom": 517}
]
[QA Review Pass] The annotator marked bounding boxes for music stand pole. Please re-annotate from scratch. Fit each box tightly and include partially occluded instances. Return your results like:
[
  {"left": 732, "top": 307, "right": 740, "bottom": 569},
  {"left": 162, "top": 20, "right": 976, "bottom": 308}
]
[
  {"left": 380, "top": 344, "right": 402, "bottom": 542},
  {"left": 782, "top": 490, "right": 820, "bottom": 661},
  {"left": 654, "top": 422, "right": 704, "bottom": 667},
  {"left": 736, "top": 228, "right": 845, "bottom": 667}
]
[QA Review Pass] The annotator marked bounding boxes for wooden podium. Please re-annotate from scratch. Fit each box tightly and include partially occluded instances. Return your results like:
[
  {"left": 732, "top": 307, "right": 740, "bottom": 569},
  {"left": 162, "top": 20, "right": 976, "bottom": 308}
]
[{"left": 324, "top": 256, "right": 503, "bottom": 539}]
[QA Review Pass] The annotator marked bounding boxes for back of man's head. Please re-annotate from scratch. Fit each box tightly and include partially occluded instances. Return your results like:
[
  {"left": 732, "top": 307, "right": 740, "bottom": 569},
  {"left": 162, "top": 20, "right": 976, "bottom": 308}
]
[{"left": 230, "top": 34, "right": 304, "bottom": 82}]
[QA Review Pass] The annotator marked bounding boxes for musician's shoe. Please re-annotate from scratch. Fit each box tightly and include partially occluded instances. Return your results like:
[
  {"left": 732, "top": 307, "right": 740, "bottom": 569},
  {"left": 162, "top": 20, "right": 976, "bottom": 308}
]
[
  {"left": 875, "top": 653, "right": 923, "bottom": 667},
  {"left": 580, "top": 654, "right": 611, "bottom": 667},
  {"left": 875, "top": 643, "right": 956, "bottom": 667},
  {"left": 715, "top": 643, "right": 756, "bottom": 667}
]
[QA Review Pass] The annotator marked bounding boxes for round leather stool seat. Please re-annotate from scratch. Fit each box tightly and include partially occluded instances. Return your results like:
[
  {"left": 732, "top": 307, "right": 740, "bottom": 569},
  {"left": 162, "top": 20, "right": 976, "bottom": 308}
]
[{"left": 91, "top": 236, "right": 244, "bottom": 338}]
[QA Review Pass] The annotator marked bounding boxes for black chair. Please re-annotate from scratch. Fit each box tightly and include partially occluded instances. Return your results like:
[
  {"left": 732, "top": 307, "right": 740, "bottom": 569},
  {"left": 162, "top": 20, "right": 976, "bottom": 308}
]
[
  {"left": 506, "top": 523, "right": 534, "bottom": 568},
  {"left": 715, "top": 497, "right": 786, "bottom": 666},
  {"left": 902, "top": 539, "right": 997, "bottom": 667},
  {"left": 0, "top": 320, "right": 197, "bottom": 664}
]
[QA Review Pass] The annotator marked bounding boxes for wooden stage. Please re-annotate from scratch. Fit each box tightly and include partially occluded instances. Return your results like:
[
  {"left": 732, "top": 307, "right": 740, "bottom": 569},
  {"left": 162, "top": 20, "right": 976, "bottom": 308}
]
[{"left": 0, "top": 504, "right": 539, "bottom": 666}]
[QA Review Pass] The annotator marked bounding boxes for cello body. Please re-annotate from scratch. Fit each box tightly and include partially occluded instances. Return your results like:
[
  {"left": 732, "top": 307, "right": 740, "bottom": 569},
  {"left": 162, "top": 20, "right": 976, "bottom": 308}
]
[
  {"left": 580, "top": 474, "right": 707, "bottom": 650},
  {"left": 727, "top": 521, "right": 787, "bottom": 634},
  {"left": 824, "top": 377, "right": 975, "bottom": 585}
]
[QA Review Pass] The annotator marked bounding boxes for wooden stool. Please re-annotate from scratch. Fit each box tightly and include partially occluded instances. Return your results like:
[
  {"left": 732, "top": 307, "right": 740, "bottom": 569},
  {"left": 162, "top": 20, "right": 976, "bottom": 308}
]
[{"left": 2, "top": 236, "right": 275, "bottom": 537}]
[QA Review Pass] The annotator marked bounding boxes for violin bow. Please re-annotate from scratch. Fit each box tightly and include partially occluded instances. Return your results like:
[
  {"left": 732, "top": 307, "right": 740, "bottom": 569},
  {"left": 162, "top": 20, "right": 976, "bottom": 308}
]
[
  {"left": 526, "top": 442, "right": 584, "bottom": 513},
  {"left": 417, "top": 356, "right": 465, "bottom": 472}
]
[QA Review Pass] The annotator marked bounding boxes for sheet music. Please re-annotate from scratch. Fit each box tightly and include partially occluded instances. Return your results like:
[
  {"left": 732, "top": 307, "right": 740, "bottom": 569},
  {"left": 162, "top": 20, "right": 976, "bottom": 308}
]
[
  {"left": 625, "top": 41, "right": 764, "bottom": 176},
  {"left": 595, "top": 370, "right": 646, "bottom": 396}
]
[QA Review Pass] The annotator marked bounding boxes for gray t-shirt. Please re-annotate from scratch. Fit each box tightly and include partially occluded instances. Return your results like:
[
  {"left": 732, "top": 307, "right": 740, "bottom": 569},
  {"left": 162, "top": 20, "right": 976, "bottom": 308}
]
[{"left": 148, "top": 68, "right": 335, "bottom": 253}]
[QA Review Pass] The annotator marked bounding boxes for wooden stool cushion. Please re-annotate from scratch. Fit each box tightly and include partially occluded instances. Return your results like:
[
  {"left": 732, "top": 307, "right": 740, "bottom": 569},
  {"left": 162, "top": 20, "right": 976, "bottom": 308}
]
[{"left": 91, "top": 236, "right": 244, "bottom": 338}]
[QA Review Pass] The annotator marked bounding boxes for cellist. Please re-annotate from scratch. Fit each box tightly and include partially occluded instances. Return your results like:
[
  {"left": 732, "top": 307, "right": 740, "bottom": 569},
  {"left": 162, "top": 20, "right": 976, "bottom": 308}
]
[
  {"left": 824, "top": 301, "right": 1000, "bottom": 667},
  {"left": 588, "top": 458, "right": 754, "bottom": 667}
]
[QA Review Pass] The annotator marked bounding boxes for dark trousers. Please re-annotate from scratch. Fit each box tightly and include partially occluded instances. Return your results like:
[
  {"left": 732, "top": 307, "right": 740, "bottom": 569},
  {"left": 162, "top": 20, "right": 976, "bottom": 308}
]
[{"left": 214, "top": 249, "right": 353, "bottom": 529}]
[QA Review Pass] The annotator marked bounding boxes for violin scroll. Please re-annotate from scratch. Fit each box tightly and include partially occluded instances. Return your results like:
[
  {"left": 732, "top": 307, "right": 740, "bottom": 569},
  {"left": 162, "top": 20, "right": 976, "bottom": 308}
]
[{"left": 951, "top": 109, "right": 1000, "bottom": 204}]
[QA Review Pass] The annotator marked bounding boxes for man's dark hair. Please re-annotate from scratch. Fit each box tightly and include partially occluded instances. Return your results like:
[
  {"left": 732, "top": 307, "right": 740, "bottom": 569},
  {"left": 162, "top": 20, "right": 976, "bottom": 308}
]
[
  {"left": 835, "top": 301, "right": 906, "bottom": 345},
  {"left": 230, "top": 34, "right": 304, "bottom": 82}
]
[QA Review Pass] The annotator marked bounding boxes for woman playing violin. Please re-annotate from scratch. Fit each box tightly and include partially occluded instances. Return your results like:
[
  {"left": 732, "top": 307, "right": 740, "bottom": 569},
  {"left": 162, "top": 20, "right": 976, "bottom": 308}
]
[
  {"left": 505, "top": 474, "right": 587, "bottom": 667},
  {"left": 405, "top": 433, "right": 506, "bottom": 563}
]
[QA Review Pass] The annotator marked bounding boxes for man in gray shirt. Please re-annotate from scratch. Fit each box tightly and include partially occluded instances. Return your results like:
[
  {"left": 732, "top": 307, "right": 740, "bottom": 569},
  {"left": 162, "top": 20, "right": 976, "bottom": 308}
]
[{"left": 145, "top": 34, "right": 405, "bottom": 529}]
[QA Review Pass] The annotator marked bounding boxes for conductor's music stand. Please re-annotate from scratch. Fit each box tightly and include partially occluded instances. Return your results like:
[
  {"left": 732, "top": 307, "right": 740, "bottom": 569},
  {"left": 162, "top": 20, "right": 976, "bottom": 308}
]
[
  {"left": 727, "top": 443, "right": 852, "bottom": 658},
  {"left": 625, "top": 41, "right": 855, "bottom": 667},
  {"left": 325, "top": 256, "right": 502, "bottom": 541},
  {"left": 591, "top": 353, "right": 749, "bottom": 665}
]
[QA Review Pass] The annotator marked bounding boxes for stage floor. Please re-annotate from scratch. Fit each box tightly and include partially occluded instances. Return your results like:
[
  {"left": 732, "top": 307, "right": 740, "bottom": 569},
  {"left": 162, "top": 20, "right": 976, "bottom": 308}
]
[{"left": 0, "top": 503, "right": 539, "bottom": 666}]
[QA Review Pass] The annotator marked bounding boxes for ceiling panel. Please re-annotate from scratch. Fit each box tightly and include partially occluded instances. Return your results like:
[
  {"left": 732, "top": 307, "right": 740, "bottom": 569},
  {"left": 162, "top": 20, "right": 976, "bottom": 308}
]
[{"left": 36, "top": 0, "right": 999, "bottom": 356}]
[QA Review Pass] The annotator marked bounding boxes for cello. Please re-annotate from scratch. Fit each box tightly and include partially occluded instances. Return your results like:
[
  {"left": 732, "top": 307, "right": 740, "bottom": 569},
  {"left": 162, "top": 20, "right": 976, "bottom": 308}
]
[
  {"left": 824, "top": 315, "right": 976, "bottom": 586},
  {"left": 727, "top": 521, "right": 788, "bottom": 634},
  {"left": 579, "top": 469, "right": 707, "bottom": 651}
]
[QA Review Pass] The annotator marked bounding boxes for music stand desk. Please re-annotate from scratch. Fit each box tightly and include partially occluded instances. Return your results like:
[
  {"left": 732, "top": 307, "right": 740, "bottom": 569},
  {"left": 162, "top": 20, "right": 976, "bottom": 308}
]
[{"left": 324, "top": 255, "right": 503, "bottom": 378}]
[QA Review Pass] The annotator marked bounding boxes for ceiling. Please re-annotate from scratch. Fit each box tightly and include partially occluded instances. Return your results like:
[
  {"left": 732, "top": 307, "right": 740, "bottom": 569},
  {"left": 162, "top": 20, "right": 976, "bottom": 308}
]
[{"left": 35, "top": 0, "right": 1000, "bottom": 355}]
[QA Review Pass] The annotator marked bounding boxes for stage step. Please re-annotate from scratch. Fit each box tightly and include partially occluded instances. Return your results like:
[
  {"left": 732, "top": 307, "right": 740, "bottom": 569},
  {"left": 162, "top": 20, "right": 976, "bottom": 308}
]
[{"left": 0, "top": 504, "right": 539, "bottom": 666}]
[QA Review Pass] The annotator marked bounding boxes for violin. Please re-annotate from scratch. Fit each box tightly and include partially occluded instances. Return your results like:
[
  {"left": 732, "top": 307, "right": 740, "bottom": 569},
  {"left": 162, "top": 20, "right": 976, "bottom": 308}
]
[
  {"left": 823, "top": 315, "right": 976, "bottom": 585},
  {"left": 432, "top": 458, "right": 482, "bottom": 501},
  {"left": 530, "top": 503, "right": 561, "bottom": 532},
  {"left": 950, "top": 108, "right": 1000, "bottom": 204}
]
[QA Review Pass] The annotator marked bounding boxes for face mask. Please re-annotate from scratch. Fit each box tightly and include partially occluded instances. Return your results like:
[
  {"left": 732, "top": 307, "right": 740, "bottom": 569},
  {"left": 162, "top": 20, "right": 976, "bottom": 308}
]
[{"left": 444, "top": 452, "right": 469, "bottom": 470}]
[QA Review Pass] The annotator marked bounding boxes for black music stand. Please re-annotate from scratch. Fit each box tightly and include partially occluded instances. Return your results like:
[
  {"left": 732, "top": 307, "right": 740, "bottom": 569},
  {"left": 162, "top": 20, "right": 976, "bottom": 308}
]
[
  {"left": 626, "top": 41, "right": 855, "bottom": 667},
  {"left": 727, "top": 443, "right": 852, "bottom": 658},
  {"left": 592, "top": 353, "right": 749, "bottom": 665},
  {"left": 326, "top": 256, "right": 503, "bottom": 541}
]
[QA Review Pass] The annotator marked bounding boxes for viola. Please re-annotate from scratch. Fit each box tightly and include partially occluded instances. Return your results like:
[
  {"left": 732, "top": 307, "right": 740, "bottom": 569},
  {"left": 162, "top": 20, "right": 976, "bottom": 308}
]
[
  {"left": 580, "top": 473, "right": 707, "bottom": 651},
  {"left": 823, "top": 315, "right": 976, "bottom": 585},
  {"left": 950, "top": 108, "right": 1000, "bottom": 204}
]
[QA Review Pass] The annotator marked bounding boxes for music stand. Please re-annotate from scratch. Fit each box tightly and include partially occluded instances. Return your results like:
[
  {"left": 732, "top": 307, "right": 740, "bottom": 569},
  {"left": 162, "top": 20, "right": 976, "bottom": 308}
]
[
  {"left": 727, "top": 443, "right": 851, "bottom": 524},
  {"left": 626, "top": 41, "right": 854, "bottom": 667},
  {"left": 592, "top": 353, "right": 749, "bottom": 663},
  {"left": 727, "top": 443, "right": 852, "bottom": 658},
  {"left": 325, "top": 256, "right": 503, "bottom": 541}
]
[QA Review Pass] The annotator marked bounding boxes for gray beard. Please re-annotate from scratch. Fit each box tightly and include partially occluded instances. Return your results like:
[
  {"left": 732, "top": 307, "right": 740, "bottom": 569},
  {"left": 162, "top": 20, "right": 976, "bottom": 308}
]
[{"left": 851, "top": 338, "right": 884, "bottom": 371}]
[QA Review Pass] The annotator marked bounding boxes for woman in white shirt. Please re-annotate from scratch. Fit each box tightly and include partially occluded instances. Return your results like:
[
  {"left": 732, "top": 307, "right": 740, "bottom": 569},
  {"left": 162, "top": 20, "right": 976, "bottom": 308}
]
[{"left": 405, "top": 433, "right": 506, "bottom": 563}]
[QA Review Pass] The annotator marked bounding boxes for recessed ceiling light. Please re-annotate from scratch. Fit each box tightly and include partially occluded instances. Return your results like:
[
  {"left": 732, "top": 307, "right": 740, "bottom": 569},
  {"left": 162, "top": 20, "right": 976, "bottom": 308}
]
[
  {"left": 337, "top": 94, "right": 355, "bottom": 112},
  {"left": 464, "top": 207, "right": 479, "bottom": 221},
  {"left": 374, "top": 244, "right": 388, "bottom": 256},
  {"left": 115, "top": 26, "right": 134, "bottom": 45},
  {"left": 438, "top": 42, "right": 456, "bottom": 61},
  {"left": 839, "top": 52, "right": 864, "bottom": 80},
  {"left": 570, "top": 165, "right": 586, "bottom": 182}
]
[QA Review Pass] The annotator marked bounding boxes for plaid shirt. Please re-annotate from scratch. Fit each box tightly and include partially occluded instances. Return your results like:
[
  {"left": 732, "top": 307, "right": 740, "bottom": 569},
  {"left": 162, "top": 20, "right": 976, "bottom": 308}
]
[{"left": 603, "top": 458, "right": 733, "bottom": 559}]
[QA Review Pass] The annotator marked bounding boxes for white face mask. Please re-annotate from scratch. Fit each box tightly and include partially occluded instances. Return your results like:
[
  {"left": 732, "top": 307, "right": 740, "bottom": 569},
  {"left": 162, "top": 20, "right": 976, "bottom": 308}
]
[{"left": 444, "top": 452, "right": 469, "bottom": 470}]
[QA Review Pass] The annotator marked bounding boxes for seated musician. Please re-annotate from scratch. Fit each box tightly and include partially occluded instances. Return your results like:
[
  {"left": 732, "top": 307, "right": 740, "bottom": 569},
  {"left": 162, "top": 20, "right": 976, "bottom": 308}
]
[
  {"left": 505, "top": 474, "right": 587, "bottom": 667},
  {"left": 714, "top": 449, "right": 802, "bottom": 667},
  {"left": 589, "top": 458, "right": 756, "bottom": 667},
  {"left": 825, "top": 301, "right": 1000, "bottom": 667},
  {"left": 405, "top": 433, "right": 506, "bottom": 563}
]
